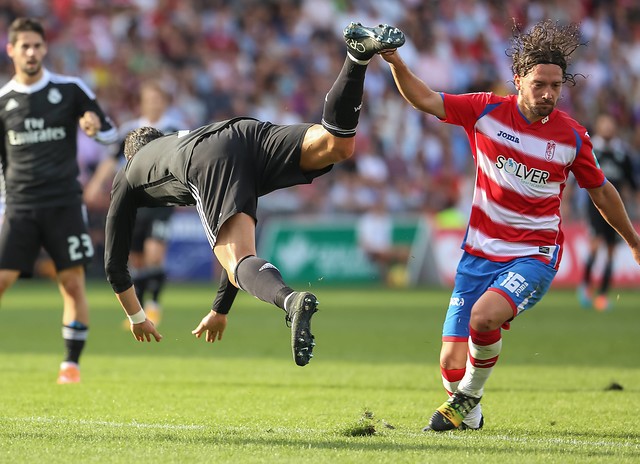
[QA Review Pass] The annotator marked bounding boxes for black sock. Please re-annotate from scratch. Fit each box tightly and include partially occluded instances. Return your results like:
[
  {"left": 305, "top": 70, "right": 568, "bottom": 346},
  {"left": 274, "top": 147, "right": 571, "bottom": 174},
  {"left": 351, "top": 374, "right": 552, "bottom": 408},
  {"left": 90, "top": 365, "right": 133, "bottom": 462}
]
[
  {"left": 321, "top": 56, "right": 367, "bottom": 138},
  {"left": 234, "top": 256, "right": 293, "bottom": 310},
  {"left": 600, "top": 259, "right": 613, "bottom": 294},
  {"left": 62, "top": 321, "right": 88, "bottom": 365},
  {"left": 146, "top": 267, "right": 167, "bottom": 303},
  {"left": 132, "top": 273, "right": 147, "bottom": 304},
  {"left": 583, "top": 253, "right": 595, "bottom": 285}
]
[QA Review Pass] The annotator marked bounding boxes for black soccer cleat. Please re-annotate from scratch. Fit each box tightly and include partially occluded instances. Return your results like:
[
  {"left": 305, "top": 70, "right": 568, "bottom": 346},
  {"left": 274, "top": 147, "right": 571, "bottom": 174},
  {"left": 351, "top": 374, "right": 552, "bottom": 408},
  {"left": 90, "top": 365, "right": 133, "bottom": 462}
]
[
  {"left": 343, "top": 22, "right": 406, "bottom": 61},
  {"left": 424, "top": 391, "right": 482, "bottom": 432},
  {"left": 286, "top": 292, "right": 318, "bottom": 367}
]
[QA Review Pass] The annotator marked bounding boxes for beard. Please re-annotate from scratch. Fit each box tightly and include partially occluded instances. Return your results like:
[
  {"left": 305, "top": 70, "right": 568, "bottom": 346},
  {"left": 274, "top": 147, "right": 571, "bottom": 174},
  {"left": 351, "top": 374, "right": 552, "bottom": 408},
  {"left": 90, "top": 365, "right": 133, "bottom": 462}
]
[
  {"left": 22, "top": 61, "right": 42, "bottom": 76},
  {"left": 529, "top": 101, "right": 555, "bottom": 118}
]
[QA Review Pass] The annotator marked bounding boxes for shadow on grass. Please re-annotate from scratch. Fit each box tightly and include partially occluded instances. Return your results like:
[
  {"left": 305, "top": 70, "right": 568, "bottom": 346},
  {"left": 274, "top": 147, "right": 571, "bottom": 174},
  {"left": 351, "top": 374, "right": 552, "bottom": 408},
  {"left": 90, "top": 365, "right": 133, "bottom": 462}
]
[{"left": 3, "top": 424, "right": 638, "bottom": 459}]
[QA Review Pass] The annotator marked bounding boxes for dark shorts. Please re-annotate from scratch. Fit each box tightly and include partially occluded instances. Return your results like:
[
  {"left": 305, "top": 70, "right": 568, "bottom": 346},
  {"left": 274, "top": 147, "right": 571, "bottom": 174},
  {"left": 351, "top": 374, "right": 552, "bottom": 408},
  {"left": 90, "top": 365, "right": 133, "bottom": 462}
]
[
  {"left": 186, "top": 121, "right": 329, "bottom": 247},
  {"left": 131, "top": 207, "right": 173, "bottom": 253},
  {"left": 588, "top": 201, "right": 618, "bottom": 245},
  {"left": 0, "top": 204, "right": 93, "bottom": 272}
]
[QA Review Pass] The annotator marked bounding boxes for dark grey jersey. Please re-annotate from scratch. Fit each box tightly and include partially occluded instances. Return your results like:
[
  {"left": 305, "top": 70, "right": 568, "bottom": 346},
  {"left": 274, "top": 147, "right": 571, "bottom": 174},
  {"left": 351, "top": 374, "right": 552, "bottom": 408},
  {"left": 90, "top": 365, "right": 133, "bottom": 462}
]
[
  {"left": 104, "top": 117, "right": 328, "bottom": 292},
  {"left": 0, "top": 69, "right": 117, "bottom": 209}
]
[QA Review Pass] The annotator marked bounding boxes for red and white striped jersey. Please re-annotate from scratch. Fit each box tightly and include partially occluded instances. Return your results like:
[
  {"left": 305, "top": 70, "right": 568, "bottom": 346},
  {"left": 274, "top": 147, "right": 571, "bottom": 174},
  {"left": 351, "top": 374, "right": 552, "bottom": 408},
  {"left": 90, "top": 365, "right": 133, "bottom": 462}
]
[{"left": 441, "top": 92, "right": 605, "bottom": 269}]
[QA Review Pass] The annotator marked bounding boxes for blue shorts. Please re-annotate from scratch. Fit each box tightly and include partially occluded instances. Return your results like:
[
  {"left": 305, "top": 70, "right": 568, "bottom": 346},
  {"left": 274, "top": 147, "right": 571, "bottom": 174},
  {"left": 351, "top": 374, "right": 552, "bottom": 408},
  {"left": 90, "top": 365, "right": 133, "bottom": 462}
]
[{"left": 442, "top": 252, "right": 557, "bottom": 341}]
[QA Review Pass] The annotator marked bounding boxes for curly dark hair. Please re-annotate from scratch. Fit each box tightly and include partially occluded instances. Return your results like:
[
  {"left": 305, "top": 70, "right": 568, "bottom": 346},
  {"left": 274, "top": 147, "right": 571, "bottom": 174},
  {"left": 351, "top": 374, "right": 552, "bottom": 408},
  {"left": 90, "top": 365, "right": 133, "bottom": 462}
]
[
  {"left": 124, "top": 126, "right": 164, "bottom": 160},
  {"left": 506, "top": 19, "right": 586, "bottom": 85}
]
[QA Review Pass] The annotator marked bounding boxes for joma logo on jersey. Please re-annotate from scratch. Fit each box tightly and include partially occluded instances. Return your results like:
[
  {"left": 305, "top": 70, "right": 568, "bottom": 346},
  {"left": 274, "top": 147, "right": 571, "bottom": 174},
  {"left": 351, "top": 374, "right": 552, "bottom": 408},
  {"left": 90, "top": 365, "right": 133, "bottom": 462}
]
[
  {"left": 497, "top": 130, "right": 520, "bottom": 144},
  {"left": 495, "top": 155, "right": 549, "bottom": 185}
]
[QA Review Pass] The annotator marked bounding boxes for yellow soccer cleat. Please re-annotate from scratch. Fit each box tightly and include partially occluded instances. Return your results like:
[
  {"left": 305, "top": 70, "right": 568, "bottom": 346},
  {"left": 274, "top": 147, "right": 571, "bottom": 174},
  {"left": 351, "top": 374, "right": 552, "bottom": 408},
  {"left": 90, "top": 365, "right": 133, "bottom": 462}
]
[{"left": 144, "top": 301, "right": 162, "bottom": 326}]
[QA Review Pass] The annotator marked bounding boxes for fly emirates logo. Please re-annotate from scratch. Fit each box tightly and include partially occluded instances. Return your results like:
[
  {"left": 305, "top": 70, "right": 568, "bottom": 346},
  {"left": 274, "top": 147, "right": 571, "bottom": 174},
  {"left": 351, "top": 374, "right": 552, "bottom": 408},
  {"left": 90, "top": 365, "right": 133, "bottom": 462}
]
[
  {"left": 495, "top": 155, "right": 549, "bottom": 186},
  {"left": 7, "top": 118, "right": 66, "bottom": 146}
]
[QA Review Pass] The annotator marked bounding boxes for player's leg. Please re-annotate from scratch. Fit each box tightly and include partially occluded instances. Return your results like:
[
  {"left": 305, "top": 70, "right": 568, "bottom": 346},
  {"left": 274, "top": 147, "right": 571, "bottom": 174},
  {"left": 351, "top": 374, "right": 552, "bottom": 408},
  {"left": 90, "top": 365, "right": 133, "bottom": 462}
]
[
  {"left": 56, "top": 264, "right": 89, "bottom": 384},
  {"left": 428, "top": 291, "right": 510, "bottom": 432},
  {"left": 438, "top": 341, "right": 485, "bottom": 430},
  {"left": 141, "top": 237, "right": 167, "bottom": 323},
  {"left": 213, "top": 213, "right": 317, "bottom": 366},
  {"left": 139, "top": 209, "right": 172, "bottom": 325},
  {"left": 0, "top": 269, "right": 21, "bottom": 300},
  {"left": 129, "top": 210, "right": 150, "bottom": 305},
  {"left": 42, "top": 205, "right": 94, "bottom": 384},
  {"left": 594, "top": 229, "right": 617, "bottom": 311},
  {"left": 579, "top": 204, "right": 605, "bottom": 307},
  {"left": 424, "top": 254, "right": 487, "bottom": 432},
  {"left": 298, "top": 23, "right": 405, "bottom": 172},
  {"left": 579, "top": 234, "right": 600, "bottom": 307},
  {"left": 428, "top": 257, "right": 556, "bottom": 431}
]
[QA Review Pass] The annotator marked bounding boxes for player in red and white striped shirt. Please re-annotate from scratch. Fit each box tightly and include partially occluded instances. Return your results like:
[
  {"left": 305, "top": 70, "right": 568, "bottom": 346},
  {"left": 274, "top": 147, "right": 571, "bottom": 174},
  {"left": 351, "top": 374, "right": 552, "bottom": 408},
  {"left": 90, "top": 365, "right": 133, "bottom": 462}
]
[{"left": 381, "top": 20, "right": 640, "bottom": 431}]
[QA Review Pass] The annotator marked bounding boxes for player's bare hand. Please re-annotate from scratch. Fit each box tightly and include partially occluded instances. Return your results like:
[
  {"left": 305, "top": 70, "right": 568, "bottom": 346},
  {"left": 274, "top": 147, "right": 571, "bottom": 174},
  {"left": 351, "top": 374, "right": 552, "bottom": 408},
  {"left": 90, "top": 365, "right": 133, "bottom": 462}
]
[
  {"left": 130, "top": 319, "right": 163, "bottom": 342},
  {"left": 79, "top": 111, "right": 100, "bottom": 137},
  {"left": 192, "top": 311, "right": 227, "bottom": 343}
]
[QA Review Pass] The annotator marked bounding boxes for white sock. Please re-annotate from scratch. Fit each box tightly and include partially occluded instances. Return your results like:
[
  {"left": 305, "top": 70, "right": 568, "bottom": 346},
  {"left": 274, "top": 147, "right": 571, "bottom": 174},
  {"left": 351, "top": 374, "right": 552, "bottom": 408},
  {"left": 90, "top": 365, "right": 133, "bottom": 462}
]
[{"left": 458, "top": 337, "right": 502, "bottom": 398}]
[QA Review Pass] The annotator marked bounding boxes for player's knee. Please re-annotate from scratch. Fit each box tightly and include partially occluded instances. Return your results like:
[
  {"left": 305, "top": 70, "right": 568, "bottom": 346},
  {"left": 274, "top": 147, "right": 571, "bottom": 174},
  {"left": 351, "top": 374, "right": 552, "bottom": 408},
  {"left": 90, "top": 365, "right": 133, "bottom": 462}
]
[
  {"left": 327, "top": 137, "right": 355, "bottom": 163},
  {"left": 58, "top": 273, "right": 85, "bottom": 300},
  {"left": 470, "top": 311, "right": 503, "bottom": 332},
  {"left": 440, "top": 345, "right": 467, "bottom": 369}
]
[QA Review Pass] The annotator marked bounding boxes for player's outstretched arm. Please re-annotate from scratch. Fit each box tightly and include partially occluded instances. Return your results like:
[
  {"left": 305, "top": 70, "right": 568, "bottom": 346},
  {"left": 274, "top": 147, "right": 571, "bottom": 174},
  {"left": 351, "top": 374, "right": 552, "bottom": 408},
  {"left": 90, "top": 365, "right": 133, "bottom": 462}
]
[
  {"left": 588, "top": 182, "right": 640, "bottom": 265},
  {"left": 192, "top": 311, "right": 228, "bottom": 343},
  {"left": 116, "top": 286, "right": 163, "bottom": 342},
  {"left": 380, "top": 50, "right": 446, "bottom": 119}
]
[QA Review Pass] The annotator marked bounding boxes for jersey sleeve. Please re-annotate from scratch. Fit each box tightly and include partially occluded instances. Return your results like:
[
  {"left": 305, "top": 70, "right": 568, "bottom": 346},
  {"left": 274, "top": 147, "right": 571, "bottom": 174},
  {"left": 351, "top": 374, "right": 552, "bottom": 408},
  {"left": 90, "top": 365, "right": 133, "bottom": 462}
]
[
  {"left": 570, "top": 128, "right": 606, "bottom": 189},
  {"left": 211, "top": 270, "right": 238, "bottom": 315},
  {"left": 104, "top": 168, "right": 138, "bottom": 293},
  {"left": 441, "top": 92, "right": 495, "bottom": 128},
  {"left": 74, "top": 82, "right": 118, "bottom": 144}
]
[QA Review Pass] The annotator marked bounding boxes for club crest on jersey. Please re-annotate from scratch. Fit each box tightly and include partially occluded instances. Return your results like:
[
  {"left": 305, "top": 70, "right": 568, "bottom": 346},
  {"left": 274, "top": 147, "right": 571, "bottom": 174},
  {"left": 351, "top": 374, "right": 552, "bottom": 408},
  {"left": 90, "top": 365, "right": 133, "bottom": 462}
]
[
  {"left": 48, "top": 88, "right": 62, "bottom": 104},
  {"left": 544, "top": 141, "right": 556, "bottom": 161}
]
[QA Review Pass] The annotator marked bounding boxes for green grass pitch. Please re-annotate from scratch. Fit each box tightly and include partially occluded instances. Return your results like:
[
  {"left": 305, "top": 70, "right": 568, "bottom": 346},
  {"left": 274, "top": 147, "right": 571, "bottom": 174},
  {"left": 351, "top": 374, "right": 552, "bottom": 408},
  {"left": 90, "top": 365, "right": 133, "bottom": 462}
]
[{"left": 0, "top": 279, "right": 638, "bottom": 463}]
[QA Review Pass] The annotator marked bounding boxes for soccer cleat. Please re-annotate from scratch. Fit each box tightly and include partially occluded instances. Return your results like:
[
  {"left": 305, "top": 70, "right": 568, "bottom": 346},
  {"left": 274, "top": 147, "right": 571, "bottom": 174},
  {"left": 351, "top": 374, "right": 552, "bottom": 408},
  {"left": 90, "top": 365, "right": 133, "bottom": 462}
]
[
  {"left": 593, "top": 294, "right": 610, "bottom": 312},
  {"left": 425, "top": 391, "right": 482, "bottom": 431},
  {"left": 144, "top": 301, "right": 162, "bottom": 326},
  {"left": 285, "top": 292, "right": 318, "bottom": 367},
  {"left": 57, "top": 362, "right": 81, "bottom": 384},
  {"left": 343, "top": 22, "right": 405, "bottom": 61},
  {"left": 577, "top": 284, "right": 592, "bottom": 309}
]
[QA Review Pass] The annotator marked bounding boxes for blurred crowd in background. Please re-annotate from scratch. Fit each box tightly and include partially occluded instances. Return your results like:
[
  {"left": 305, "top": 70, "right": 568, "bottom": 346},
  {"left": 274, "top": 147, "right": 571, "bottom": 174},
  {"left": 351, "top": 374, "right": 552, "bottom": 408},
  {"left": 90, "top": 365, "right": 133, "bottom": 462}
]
[{"left": 1, "top": 0, "right": 639, "bottom": 269}]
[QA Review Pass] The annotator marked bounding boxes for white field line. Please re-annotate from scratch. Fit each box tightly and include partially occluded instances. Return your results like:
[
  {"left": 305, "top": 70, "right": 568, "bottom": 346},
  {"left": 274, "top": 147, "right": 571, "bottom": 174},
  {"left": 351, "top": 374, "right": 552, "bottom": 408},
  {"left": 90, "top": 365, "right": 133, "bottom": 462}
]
[
  {"left": 3, "top": 416, "right": 206, "bottom": 430},
  {"left": 444, "top": 432, "right": 640, "bottom": 450}
]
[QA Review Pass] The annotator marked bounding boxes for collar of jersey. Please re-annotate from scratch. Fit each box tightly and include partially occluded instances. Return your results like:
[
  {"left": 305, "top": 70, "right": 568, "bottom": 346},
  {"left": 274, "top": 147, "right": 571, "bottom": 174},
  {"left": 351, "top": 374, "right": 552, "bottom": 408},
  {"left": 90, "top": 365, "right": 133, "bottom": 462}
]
[
  {"left": 513, "top": 99, "right": 557, "bottom": 130},
  {"left": 10, "top": 68, "right": 51, "bottom": 95}
]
